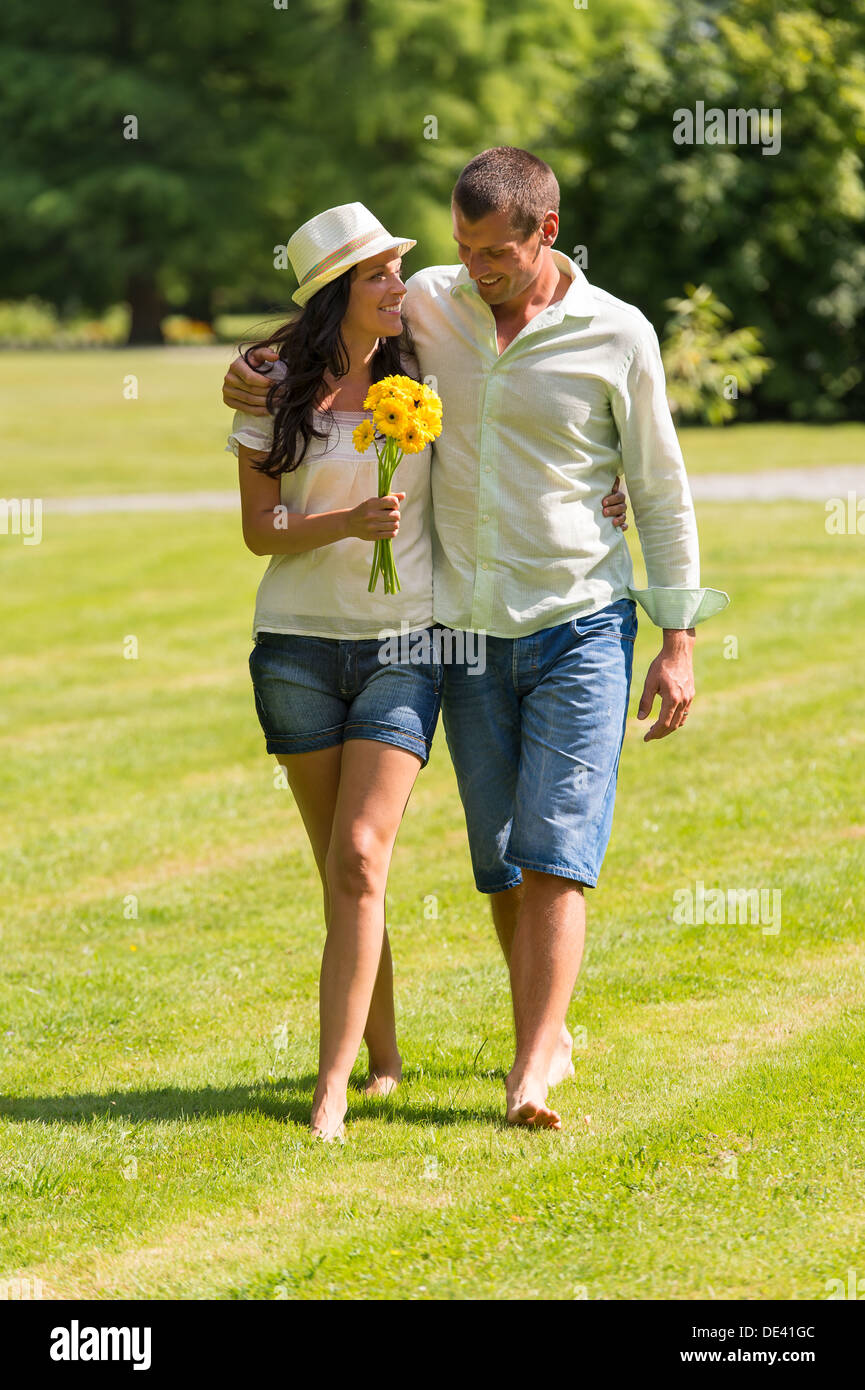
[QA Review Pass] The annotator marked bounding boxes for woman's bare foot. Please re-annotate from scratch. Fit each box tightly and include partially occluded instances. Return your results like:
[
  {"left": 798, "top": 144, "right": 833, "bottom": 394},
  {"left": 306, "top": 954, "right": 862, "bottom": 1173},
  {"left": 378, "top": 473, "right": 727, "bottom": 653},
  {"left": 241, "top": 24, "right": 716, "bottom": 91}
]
[
  {"left": 547, "top": 1027, "right": 576, "bottom": 1087},
  {"left": 505, "top": 1070, "right": 562, "bottom": 1129},
  {"left": 310, "top": 1086, "right": 347, "bottom": 1141},
  {"left": 363, "top": 1056, "right": 402, "bottom": 1098}
]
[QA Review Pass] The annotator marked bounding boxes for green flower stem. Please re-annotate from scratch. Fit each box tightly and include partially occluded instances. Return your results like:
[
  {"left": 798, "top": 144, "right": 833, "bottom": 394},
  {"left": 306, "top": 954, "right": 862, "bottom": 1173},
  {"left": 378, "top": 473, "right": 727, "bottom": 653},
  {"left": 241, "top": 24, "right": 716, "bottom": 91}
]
[
  {"left": 368, "top": 438, "right": 405, "bottom": 595},
  {"left": 368, "top": 538, "right": 381, "bottom": 593}
]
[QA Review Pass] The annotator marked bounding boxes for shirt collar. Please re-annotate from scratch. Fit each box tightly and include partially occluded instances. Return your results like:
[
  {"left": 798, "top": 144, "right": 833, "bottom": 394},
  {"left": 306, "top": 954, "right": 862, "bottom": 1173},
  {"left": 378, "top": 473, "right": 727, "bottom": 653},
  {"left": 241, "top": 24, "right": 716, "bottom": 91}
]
[{"left": 450, "top": 248, "right": 596, "bottom": 319}]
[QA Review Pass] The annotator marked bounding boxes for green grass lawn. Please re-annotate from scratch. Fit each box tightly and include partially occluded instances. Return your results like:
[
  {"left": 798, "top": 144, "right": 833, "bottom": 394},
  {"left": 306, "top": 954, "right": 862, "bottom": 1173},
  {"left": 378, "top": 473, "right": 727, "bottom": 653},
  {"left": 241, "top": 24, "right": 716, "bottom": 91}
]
[
  {"left": 679, "top": 420, "right": 865, "bottom": 474},
  {"left": 1, "top": 353, "right": 863, "bottom": 1299}
]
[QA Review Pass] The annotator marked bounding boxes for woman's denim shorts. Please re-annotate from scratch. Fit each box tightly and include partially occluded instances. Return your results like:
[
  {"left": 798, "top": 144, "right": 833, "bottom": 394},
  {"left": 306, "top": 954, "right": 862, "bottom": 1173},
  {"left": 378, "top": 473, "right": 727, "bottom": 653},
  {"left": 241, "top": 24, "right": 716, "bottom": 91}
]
[{"left": 248, "top": 628, "right": 443, "bottom": 767}]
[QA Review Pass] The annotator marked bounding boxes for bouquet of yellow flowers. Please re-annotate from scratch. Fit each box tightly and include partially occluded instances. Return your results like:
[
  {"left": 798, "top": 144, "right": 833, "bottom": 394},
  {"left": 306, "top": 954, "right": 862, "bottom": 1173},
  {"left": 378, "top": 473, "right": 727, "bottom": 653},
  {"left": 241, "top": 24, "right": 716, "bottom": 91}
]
[{"left": 352, "top": 374, "right": 443, "bottom": 594}]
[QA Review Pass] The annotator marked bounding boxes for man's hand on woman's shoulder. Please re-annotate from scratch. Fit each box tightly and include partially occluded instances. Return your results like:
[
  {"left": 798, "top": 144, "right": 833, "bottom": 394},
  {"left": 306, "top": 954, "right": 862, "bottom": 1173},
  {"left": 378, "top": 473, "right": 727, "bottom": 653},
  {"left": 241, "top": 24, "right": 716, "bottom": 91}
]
[{"left": 222, "top": 346, "right": 280, "bottom": 414}]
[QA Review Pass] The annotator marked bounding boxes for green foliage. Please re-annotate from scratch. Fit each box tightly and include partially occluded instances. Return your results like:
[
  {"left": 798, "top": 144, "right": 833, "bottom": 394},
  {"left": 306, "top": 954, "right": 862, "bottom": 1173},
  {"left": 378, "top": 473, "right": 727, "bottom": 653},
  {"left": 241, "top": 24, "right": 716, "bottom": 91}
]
[
  {"left": 0, "top": 0, "right": 282, "bottom": 340},
  {"left": 0, "top": 297, "right": 128, "bottom": 346},
  {"left": 254, "top": 0, "right": 612, "bottom": 269},
  {"left": 559, "top": 0, "right": 865, "bottom": 419},
  {"left": 0, "top": 0, "right": 863, "bottom": 410},
  {"left": 661, "top": 283, "right": 773, "bottom": 424}
]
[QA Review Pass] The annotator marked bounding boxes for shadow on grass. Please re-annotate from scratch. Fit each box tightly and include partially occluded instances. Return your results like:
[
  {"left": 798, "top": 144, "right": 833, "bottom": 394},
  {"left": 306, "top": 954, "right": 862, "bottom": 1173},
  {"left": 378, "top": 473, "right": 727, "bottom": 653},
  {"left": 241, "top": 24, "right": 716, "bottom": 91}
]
[{"left": 0, "top": 1072, "right": 503, "bottom": 1129}]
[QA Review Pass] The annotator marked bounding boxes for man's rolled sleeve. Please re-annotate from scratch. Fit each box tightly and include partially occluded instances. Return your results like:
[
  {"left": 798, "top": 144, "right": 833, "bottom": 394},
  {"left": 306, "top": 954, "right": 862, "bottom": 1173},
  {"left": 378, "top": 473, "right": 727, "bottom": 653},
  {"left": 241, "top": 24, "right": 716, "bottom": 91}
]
[{"left": 612, "top": 326, "right": 729, "bottom": 628}]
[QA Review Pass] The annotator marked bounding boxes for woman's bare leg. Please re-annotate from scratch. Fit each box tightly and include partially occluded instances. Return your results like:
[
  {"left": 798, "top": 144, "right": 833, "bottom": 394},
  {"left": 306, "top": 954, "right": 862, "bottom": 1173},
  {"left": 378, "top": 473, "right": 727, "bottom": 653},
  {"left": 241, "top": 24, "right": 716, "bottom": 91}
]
[
  {"left": 313, "top": 739, "right": 422, "bottom": 1138},
  {"left": 362, "top": 929, "right": 402, "bottom": 1096},
  {"left": 276, "top": 744, "right": 401, "bottom": 1094}
]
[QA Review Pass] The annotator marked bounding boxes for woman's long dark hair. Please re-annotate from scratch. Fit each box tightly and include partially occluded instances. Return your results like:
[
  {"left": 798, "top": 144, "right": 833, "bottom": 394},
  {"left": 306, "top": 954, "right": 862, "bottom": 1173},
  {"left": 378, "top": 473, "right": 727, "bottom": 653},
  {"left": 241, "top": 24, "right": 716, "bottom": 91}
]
[{"left": 244, "top": 268, "right": 417, "bottom": 477}]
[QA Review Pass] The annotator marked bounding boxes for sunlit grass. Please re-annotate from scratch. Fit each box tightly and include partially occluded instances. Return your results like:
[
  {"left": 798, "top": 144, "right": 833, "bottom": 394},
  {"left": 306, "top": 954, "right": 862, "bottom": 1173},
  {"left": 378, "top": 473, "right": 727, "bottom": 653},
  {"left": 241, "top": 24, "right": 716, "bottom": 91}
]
[{"left": 1, "top": 479, "right": 863, "bottom": 1297}]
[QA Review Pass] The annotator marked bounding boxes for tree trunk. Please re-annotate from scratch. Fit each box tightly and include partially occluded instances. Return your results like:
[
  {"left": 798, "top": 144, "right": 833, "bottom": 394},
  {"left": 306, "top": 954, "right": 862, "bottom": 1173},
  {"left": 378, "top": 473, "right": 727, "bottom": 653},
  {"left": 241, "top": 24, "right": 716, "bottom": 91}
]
[
  {"left": 126, "top": 273, "right": 165, "bottom": 344},
  {"left": 183, "top": 280, "right": 215, "bottom": 326}
]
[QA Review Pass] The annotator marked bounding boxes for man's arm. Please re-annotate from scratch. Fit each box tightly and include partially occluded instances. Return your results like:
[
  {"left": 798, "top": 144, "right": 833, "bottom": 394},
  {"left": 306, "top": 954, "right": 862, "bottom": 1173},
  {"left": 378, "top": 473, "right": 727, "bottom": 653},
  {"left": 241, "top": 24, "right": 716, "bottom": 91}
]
[
  {"left": 637, "top": 627, "right": 694, "bottom": 741},
  {"left": 223, "top": 347, "right": 279, "bottom": 414},
  {"left": 610, "top": 324, "right": 726, "bottom": 742}
]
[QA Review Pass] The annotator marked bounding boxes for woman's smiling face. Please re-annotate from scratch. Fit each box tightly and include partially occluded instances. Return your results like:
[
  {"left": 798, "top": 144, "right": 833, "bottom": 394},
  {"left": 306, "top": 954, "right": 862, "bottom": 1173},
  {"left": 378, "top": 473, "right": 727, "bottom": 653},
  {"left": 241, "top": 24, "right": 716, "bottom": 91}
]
[{"left": 343, "top": 252, "right": 407, "bottom": 339}]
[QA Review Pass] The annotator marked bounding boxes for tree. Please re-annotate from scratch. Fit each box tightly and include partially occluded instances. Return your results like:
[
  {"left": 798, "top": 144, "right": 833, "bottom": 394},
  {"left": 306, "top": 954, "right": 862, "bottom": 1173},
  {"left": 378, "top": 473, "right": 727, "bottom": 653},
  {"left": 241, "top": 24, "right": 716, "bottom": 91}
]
[
  {"left": 549, "top": 0, "right": 865, "bottom": 418},
  {"left": 0, "top": 0, "right": 625, "bottom": 341},
  {"left": 0, "top": 0, "right": 286, "bottom": 341},
  {"left": 661, "top": 283, "right": 772, "bottom": 423},
  {"left": 3, "top": 0, "right": 861, "bottom": 413}
]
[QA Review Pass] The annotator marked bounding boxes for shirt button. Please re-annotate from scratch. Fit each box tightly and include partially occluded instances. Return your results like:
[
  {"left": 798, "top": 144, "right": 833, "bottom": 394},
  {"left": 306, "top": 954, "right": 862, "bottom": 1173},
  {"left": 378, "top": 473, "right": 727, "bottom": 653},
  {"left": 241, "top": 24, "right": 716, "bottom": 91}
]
[
  {"left": 482, "top": 513, "right": 490, "bottom": 522},
  {"left": 484, "top": 465, "right": 492, "bottom": 473},
  {"left": 482, "top": 562, "right": 489, "bottom": 571}
]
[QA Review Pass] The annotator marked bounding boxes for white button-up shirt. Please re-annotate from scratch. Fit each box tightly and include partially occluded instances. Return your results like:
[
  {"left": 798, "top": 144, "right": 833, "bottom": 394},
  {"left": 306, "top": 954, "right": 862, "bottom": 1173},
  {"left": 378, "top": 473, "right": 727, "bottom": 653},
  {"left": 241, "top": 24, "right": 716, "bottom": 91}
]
[{"left": 404, "top": 250, "right": 728, "bottom": 637}]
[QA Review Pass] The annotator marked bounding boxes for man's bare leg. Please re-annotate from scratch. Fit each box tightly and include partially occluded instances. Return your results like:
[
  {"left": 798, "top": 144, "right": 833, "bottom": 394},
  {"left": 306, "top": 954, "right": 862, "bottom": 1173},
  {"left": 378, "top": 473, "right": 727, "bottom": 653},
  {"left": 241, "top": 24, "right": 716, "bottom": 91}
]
[
  {"left": 504, "top": 869, "right": 586, "bottom": 1129},
  {"left": 489, "top": 884, "right": 575, "bottom": 1086}
]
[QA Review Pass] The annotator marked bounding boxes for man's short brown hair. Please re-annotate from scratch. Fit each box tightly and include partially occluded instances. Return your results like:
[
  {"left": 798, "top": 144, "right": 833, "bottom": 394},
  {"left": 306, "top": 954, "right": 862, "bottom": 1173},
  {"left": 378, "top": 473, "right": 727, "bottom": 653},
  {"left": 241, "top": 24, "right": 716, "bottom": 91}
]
[{"left": 452, "top": 147, "right": 560, "bottom": 240}]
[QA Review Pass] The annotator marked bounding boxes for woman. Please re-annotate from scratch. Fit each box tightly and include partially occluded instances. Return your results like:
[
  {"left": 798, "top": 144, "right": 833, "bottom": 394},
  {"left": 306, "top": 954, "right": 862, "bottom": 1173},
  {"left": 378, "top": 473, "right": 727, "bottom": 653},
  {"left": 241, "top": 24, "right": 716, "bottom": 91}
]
[{"left": 228, "top": 203, "right": 628, "bottom": 1140}]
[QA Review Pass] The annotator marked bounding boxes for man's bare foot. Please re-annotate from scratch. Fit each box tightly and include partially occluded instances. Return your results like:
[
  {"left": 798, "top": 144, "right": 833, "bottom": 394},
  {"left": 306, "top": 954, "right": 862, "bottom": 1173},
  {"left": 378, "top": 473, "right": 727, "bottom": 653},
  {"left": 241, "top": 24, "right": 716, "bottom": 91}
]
[
  {"left": 505, "top": 1072, "right": 562, "bottom": 1130},
  {"left": 309, "top": 1087, "right": 347, "bottom": 1141},
  {"left": 548, "top": 1028, "right": 576, "bottom": 1087}
]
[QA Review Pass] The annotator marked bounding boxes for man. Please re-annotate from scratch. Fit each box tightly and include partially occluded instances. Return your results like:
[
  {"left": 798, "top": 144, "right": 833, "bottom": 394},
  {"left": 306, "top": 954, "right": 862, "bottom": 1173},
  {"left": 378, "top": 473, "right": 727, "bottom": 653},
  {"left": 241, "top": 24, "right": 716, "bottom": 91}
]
[{"left": 223, "top": 146, "right": 728, "bottom": 1130}]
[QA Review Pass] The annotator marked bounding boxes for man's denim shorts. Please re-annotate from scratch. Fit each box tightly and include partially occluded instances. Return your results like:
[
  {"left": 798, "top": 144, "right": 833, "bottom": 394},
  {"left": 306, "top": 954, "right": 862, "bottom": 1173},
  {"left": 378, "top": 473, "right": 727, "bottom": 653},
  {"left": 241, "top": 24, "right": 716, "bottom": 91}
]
[
  {"left": 248, "top": 629, "right": 443, "bottom": 766},
  {"left": 441, "top": 599, "right": 637, "bottom": 891}
]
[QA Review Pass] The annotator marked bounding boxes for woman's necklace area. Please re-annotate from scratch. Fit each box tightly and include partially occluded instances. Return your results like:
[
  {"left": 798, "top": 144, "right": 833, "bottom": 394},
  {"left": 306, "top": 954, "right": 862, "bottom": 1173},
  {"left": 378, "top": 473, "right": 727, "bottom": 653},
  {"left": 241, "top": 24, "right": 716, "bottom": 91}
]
[{"left": 318, "top": 371, "right": 371, "bottom": 414}]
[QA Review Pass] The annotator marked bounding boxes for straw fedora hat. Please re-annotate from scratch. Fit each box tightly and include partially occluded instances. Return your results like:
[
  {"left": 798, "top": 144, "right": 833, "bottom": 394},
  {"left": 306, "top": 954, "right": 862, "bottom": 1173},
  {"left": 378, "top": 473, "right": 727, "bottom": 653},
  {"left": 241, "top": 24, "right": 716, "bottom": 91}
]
[{"left": 287, "top": 202, "right": 417, "bottom": 308}]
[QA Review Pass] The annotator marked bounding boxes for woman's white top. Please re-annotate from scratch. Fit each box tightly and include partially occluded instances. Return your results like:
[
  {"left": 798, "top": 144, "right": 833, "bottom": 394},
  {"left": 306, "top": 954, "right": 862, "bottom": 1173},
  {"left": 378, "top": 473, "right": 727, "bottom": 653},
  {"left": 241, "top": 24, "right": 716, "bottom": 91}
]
[{"left": 228, "top": 362, "right": 434, "bottom": 640}]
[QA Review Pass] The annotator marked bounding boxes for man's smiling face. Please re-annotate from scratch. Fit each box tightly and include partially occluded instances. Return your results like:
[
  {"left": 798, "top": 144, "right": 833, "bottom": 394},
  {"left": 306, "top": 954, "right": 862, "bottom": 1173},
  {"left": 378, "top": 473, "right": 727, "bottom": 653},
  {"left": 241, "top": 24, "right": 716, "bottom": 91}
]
[{"left": 452, "top": 204, "right": 552, "bottom": 308}]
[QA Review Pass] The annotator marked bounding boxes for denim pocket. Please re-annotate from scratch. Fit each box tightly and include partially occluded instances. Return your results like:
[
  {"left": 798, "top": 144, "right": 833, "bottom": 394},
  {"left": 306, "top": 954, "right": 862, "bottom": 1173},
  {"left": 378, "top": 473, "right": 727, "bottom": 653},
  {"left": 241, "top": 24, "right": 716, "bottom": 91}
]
[{"left": 571, "top": 599, "right": 637, "bottom": 643}]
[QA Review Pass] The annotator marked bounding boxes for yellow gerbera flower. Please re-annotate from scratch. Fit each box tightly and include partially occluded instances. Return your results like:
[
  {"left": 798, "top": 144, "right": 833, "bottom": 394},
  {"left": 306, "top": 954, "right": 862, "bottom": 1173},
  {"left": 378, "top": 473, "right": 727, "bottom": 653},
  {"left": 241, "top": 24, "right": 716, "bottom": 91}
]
[
  {"left": 352, "top": 419, "right": 375, "bottom": 453},
  {"left": 374, "top": 399, "right": 410, "bottom": 437},
  {"left": 399, "top": 424, "right": 433, "bottom": 454},
  {"left": 415, "top": 405, "right": 442, "bottom": 439},
  {"left": 419, "top": 382, "right": 443, "bottom": 410},
  {"left": 366, "top": 373, "right": 433, "bottom": 411}
]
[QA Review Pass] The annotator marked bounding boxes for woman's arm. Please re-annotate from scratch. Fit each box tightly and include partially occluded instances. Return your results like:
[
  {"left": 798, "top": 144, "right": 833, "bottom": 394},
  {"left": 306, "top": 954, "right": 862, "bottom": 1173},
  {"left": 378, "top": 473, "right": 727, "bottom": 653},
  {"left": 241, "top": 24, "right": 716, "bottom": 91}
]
[
  {"left": 237, "top": 444, "right": 403, "bottom": 557},
  {"left": 603, "top": 475, "right": 628, "bottom": 530}
]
